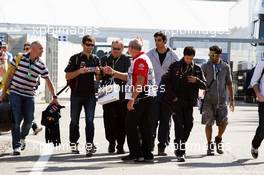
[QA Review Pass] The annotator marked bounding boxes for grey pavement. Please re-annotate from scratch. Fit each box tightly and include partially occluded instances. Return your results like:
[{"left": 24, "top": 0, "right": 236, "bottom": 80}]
[{"left": 0, "top": 101, "right": 264, "bottom": 175}]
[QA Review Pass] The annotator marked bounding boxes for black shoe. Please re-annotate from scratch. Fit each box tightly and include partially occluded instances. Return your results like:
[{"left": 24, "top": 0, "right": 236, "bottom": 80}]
[
  {"left": 158, "top": 146, "right": 167, "bottom": 156},
  {"left": 121, "top": 155, "right": 137, "bottom": 161},
  {"left": 134, "top": 157, "right": 145, "bottom": 163},
  {"left": 116, "top": 148, "right": 125, "bottom": 154},
  {"left": 144, "top": 153, "right": 154, "bottom": 162},
  {"left": 251, "top": 146, "right": 258, "bottom": 159},
  {"left": 215, "top": 137, "right": 224, "bottom": 154},
  {"left": 86, "top": 143, "right": 97, "bottom": 156},
  {"left": 207, "top": 142, "right": 215, "bottom": 156},
  {"left": 86, "top": 150, "right": 93, "bottom": 157},
  {"left": 70, "top": 143, "right": 79, "bottom": 154},
  {"left": 91, "top": 144, "right": 97, "bottom": 153},
  {"left": 176, "top": 155, "right": 185, "bottom": 162},
  {"left": 108, "top": 143, "right": 115, "bottom": 153}
]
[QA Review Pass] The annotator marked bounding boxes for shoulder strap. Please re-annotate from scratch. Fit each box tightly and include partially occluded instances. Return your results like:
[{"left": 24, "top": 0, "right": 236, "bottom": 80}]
[{"left": 15, "top": 54, "right": 23, "bottom": 67}]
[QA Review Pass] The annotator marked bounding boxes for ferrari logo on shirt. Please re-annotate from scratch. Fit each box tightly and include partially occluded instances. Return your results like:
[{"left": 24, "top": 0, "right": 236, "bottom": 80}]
[{"left": 138, "top": 63, "right": 145, "bottom": 70}]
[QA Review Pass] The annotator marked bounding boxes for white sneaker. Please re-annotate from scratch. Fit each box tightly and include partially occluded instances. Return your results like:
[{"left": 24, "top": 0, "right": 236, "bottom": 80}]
[
  {"left": 13, "top": 147, "right": 21, "bottom": 155},
  {"left": 21, "top": 139, "right": 26, "bottom": 151},
  {"left": 251, "top": 146, "right": 258, "bottom": 159}
]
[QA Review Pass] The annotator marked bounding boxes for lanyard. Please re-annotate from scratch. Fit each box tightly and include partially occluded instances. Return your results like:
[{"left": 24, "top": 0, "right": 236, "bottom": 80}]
[
  {"left": 28, "top": 59, "right": 34, "bottom": 78},
  {"left": 112, "top": 56, "right": 121, "bottom": 70}
]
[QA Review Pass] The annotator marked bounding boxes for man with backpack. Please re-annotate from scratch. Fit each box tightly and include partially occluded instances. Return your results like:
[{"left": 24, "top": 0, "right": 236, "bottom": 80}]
[
  {"left": 65, "top": 35, "right": 101, "bottom": 157},
  {"left": 250, "top": 60, "right": 264, "bottom": 159},
  {"left": 201, "top": 45, "right": 234, "bottom": 156}
]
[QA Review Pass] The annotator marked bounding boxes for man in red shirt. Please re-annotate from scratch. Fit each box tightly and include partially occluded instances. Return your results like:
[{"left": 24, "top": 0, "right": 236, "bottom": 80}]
[{"left": 103, "top": 38, "right": 156, "bottom": 162}]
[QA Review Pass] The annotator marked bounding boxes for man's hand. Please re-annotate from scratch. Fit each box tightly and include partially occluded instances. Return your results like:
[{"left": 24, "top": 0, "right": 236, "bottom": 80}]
[
  {"left": 78, "top": 67, "right": 89, "bottom": 74},
  {"left": 229, "top": 100, "right": 235, "bottom": 112},
  {"left": 127, "top": 99, "right": 135, "bottom": 111},
  {"left": 257, "top": 94, "right": 264, "bottom": 102},
  {"left": 187, "top": 76, "right": 197, "bottom": 83},
  {"left": 95, "top": 66, "right": 101, "bottom": 75},
  {"left": 102, "top": 66, "right": 114, "bottom": 75},
  {"left": 50, "top": 98, "right": 59, "bottom": 105}
]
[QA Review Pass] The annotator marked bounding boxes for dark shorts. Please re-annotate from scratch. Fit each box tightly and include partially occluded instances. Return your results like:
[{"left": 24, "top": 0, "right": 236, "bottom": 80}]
[{"left": 201, "top": 102, "right": 228, "bottom": 126}]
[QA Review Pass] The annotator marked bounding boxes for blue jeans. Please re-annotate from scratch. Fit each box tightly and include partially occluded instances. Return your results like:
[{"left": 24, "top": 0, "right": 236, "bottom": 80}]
[
  {"left": 10, "top": 92, "right": 35, "bottom": 149},
  {"left": 70, "top": 95, "right": 96, "bottom": 144}
]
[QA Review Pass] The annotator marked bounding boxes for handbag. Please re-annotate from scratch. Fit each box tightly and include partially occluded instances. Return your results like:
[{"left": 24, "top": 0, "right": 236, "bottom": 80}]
[
  {"left": 0, "top": 98, "right": 12, "bottom": 132},
  {"left": 97, "top": 79, "right": 120, "bottom": 105}
]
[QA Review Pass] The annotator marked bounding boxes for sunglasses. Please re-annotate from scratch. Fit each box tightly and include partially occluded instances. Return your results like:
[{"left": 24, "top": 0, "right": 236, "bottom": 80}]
[
  {"left": 85, "top": 43, "right": 95, "bottom": 47},
  {"left": 24, "top": 47, "right": 30, "bottom": 51},
  {"left": 112, "top": 47, "right": 121, "bottom": 51}
]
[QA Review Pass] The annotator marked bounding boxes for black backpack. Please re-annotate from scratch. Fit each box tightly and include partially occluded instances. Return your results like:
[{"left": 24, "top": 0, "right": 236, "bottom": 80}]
[{"left": 244, "top": 67, "right": 264, "bottom": 96}]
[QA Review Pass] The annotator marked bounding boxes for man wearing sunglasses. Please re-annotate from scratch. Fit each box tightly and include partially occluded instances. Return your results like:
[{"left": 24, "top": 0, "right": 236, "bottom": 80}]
[
  {"left": 23, "top": 42, "right": 31, "bottom": 53},
  {"left": 201, "top": 45, "right": 234, "bottom": 156},
  {"left": 100, "top": 40, "right": 131, "bottom": 154},
  {"left": 65, "top": 35, "right": 101, "bottom": 157}
]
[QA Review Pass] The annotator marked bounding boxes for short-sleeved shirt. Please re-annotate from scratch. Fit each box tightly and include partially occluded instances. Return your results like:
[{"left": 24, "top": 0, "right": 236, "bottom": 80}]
[
  {"left": 132, "top": 57, "right": 149, "bottom": 86},
  {"left": 201, "top": 60, "right": 232, "bottom": 104},
  {"left": 10, "top": 53, "right": 49, "bottom": 97},
  {"left": 64, "top": 52, "right": 100, "bottom": 97}
]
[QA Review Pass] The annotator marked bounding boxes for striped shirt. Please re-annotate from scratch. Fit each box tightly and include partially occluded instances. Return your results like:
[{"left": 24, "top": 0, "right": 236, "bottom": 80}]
[{"left": 10, "top": 53, "right": 49, "bottom": 97}]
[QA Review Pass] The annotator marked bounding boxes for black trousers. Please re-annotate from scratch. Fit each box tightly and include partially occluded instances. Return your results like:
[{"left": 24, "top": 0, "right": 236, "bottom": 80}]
[
  {"left": 126, "top": 97, "right": 154, "bottom": 158},
  {"left": 252, "top": 102, "right": 264, "bottom": 149},
  {"left": 172, "top": 101, "right": 194, "bottom": 156},
  {"left": 103, "top": 101, "right": 127, "bottom": 149},
  {"left": 152, "top": 96, "right": 173, "bottom": 149}
]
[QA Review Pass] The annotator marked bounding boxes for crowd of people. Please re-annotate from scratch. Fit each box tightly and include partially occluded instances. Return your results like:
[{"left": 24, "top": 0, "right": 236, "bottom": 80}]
[{"left": 0, "top": 31, "right": 263, "bottom": 163}]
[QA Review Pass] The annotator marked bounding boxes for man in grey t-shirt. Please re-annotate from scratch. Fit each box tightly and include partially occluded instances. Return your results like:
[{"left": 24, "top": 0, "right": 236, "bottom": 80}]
[{"left": 201, "top": 45, "right": 234, "bottom": 156}]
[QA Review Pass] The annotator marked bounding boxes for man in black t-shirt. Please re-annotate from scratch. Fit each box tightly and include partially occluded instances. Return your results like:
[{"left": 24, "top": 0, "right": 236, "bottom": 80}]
[
  {"left": 100, "top": 40, "right": 131, "bottom": 154},
  {"left": 65, "top": 35, "right": 101, "bottom": 157}
]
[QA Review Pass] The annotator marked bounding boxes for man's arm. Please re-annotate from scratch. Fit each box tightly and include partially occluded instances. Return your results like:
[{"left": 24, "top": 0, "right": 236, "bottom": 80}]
[
  {"left": 127, "top": 75, "right": 145, "bottom": 111},
  {"left": 251, "top": 62, "right": 264, "bottom": 102},
  {"left": 227, "top": 82, "right": 234, "bottom": 111},
  {"left": 45, "top": 77, "right": 59, "bottom": 104},
  {"left": 196, "top": 67, "right": 207, "bottom": 90},
  {"left": 66, "top": 69, "right": 81, "bottom": 80},
  {"left": 165, "top": 63, "right": 178, "bottom": 102},
  {"left": 112, "top": 70, "right": 128, "bottom": 81},
  {"left": 102, "top": 66, "right": 128, "bottom": 81},
  {"left": 226, "top": 64, "right": 234, "bottom": 111}
]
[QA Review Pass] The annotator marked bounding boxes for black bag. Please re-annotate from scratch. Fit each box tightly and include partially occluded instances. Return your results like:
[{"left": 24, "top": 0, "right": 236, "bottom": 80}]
[
  {"left": 41, "top": 104, "right": 65, "bottom": 127},
  {"left": 41, "top": 104, "right": 65, "bottom": 146},
  {"left": 0, "top": 101, "right": 13, "bottom": 132}
]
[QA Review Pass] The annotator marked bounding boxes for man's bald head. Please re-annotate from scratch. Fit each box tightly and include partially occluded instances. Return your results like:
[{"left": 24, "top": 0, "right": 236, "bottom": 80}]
[{"left": 30, "top": 41, "right": 43, "bottom": 59}]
